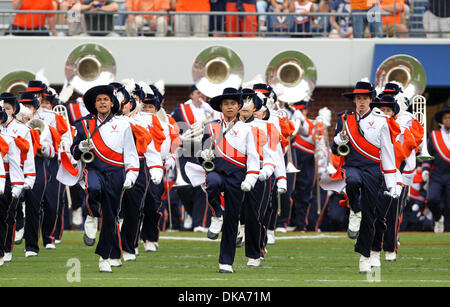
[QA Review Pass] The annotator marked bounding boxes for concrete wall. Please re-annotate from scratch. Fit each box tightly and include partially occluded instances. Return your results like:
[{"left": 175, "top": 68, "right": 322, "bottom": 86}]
[{"left": 0, "top": 36, "right": 448, "bottom": 87}]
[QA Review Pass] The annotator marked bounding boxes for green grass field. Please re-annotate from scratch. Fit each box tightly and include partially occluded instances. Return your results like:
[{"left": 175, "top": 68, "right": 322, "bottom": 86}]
[{"left": 0, "top": 231, "right": 449, "bottom": 287}]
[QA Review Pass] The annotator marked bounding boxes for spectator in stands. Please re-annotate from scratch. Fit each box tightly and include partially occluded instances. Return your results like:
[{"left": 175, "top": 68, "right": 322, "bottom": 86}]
[
  {"left": 70, "top": 0, "right": 119, "bottom": 36},
  {"left": 290, "top": 0, "right": 315, "bottom": 37},
  {"left": 11, "top": 0, "right": 56, "bottom": 36},
  {"left": 174, "top": 0, "right": 210, "bottom": 37},
  {"left": 210, "top": 0, "right": 227, "bottom": 37},
  {"left": 380, "top": 0, "right": 408, "bottom": 37},
  {"left": 270, "top": 0, "right": 290, "bottom": 13},
  {"left": 225, "top": 0, "right": 258, "bottom": 37},
  {"left": 125, "top": 0, "right": 171, "bottom": 37},
  {"left": 329, "top": 0, "right": 353, "bottom": 38},
  {"left": 311, "top": 0, "right": 332, "bottom": 36},
  {"left": 256, "top": 0, "right": 269, "bottom": 29},
  {"left": 350, "top": 0, "right": 383, "bottom": 38},
  {"left": 423, "top": 0, "right": 450, "bottom": 38}
]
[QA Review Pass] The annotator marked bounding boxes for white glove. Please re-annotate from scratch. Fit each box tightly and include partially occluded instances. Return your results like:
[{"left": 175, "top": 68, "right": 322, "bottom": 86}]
[
  {"left": 0, "top": 180, "right": 4, "bottom": 195},
  {"left": 79, "top": 140, "right": 94, "bottom": 153},
  {"left": 292, "top": 109, "right": 305, "bottom": 122},
  {"left": 240, "top": 180, "right": 252, "bottom": 192},
  {"left": 421, "top": 170, "right": 429, "bottom": 182},
  {"left": 123, "top": 178, "right": 133, "bottom": 190},
  {"left": 411, "top": 204, "right": 420, "bottom": 212},
  {"left": 164, "top": 155, "right": 176, "bottom": 170},
  {"left": 333, "top": 133, "right": 348, "bottom": 146},
  {"left": 11, "top": 186, "right": 22, "bottom": 199},
  {"left": 23, "top": 179, "right": 33, "bottom": 190},
  {"left": 258, "top": 166, "right": 273, "bottom": 181},
  {"left": 150, "top": 167, "right": 163, "bottom": 185},
  {"left": 386, "top": 185, "right": 402, "bottom": 199},
  {"left": 277, "top": 178, "right": 287, "bottom": 194},
  {"left": 200, "top": 149, "right": 215, "bottom": 161}
]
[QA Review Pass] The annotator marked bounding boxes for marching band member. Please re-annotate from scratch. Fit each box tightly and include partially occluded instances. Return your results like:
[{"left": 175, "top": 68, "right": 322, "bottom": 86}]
[
  {"left": 290, "top": 99, "right": 316, "bottom": 232},
  {"left": 171, "top": 85, "right": 216, "bottom": 232},
  {"left": 0, "top": 105, "right": 24, "bottom": 266},
  {"left": 38, "top": 87, "right": 70, "bottom": 250},
  {"left": 331, "top": 80, "right": 400, "bottom": 273},
  {"left": 237, "top": 88, "right": 280, "bottom": 267},
  {"left": 139, "top": 82, "right": 174, "bottom": 252},
  {"left": 0, "top": 93, "right": 35, "bottom": 262},
  {"left": 196, "top": 87, "right": 260, "bottom": 273},
  {"left": 19, "top": 86, "right": 56, "bottom": 258},
  {"left": 70, "top": 85, "right": 139, "bottom": 273},
  {"left": 422, "top": 105, "right": 450, "bottom": 233}
]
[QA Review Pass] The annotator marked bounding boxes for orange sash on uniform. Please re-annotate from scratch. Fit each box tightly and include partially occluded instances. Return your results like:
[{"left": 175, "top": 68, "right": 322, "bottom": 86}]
[
  {"left": 387, "top": 117, "right": 406, "bottom": 169},
  {"left": 0, "top": 136, "right": 9, "bottom": 158},
  {"left": 55, "top": 114, "right": 69, "bottom": 136},
  {"left": 251, "top": 126, "right": 268, "bottom": 160},
  {"left": 13, "top": 136, "right": 30, "bottom": 165},
  {"left": 179, "top": 104, "right": 196, "bottom": 128},
  {"left": 344, "top": 114, "right": 380, "bottom": 162},
  {"left": 148, "top": 115, "right": 166, "bottom": 153},
  {"left": 49, "top": 126, "right": 62, "bottom": 153},
  {"left": 431, "top": 130, "right": 450, "bottom": 163},
  {"left": 29, "top": 128, "right": 42, "bottom": 156},
  {"left": 168, "top": 116, "right": 181, "bottom": 153},
  {"left": 131, "top": 124, "right": 152, "bottom": 156}
]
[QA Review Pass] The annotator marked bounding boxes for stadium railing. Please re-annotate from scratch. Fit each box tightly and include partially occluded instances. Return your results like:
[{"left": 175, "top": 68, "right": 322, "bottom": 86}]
[{"left": 0, "top": 8, "right": 444, "bottom": 38}]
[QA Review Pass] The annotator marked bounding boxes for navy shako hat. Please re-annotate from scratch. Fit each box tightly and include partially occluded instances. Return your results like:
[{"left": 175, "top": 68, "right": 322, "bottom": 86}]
[
  {"left": 19, "top": 92, "right": 40, "bottom": 109},
  {"left": 0, "top": 92, "right": 20, "bottom": 115},
  {"left": 370, "top": 95, "right": 400, "bottom": 115},
  {"left": 133, "top": 83, "right": 145, "bottom": 101},
  {"left": 0, "top": 106, "right": 7, "bottom": 124},
  {"left": 109, "top": 82, "right": 131, "bottom": 103},
  {"left": 382, "top": 82, "right": 403, "bottom": 96},
  {"left": 83, "top": 85, "right": 120, "bottom": 115},
  {"left": 292, "top": 100, "right": 309, "bottom": 110},
  {"left": 209, "top": 87, "right": 242, "bottom": 112},
  {"left": 141, "top": 93, "right": 161, "bottom": 111},
  {"left": 189, "top": 84, "right": 198, "bottom": 94},
  {"left": 434, "top": 105, "right": 450, "bottom": 124},
  {"left": 22, "top": 80, "right": 47, "bottom": 94},
  {"left": 343, "top": 81, "right": 376, "bottom": 99},
  {"left": 241, "top": 88, "right": 263, "bottom": 111},
  {"left": 150, "top": 85, "right": 164, "bottom": 104}
]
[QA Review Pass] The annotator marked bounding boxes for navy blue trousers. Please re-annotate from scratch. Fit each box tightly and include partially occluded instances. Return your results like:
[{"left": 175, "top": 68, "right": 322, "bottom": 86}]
[
  {"left": 206, "top": 170, "right": 245, "bottom": 265},
  {"left": 292, "top": 148, "right": 315, "bottom": 230},
  {"left": 42, "top": 157, "right": 65, "bottom": 246},
  {"left": 176, "top": 185, "right": 210, "bottom": 229},
  {"left": 84, "top": 167, "right": 124, "bottom": 260},
  {"left": 0, "top": 178, "right": 21, "bottom": 256},
  {"left": 241, "top": 177, "right": 272, "bottom": 259},
  {"left": 24, "top": 157, "right": 47, "bottom": 253},
  {"left": 141, "top": 180, "right": 164, "bottom": 243},
  {"left": 427, "top": 174, "right": 450, "bottom": 222},
  {"left": 120, "top": 161, "right": 149, "bottom": 254}
]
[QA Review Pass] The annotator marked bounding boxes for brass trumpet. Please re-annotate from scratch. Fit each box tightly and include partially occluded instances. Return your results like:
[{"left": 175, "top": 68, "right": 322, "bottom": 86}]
[
  {"left": 80, "top": 125, "right": 95, "bottom": 164},
  {"left": 202, "top": 135, "right": 215, "bottom": 173}
]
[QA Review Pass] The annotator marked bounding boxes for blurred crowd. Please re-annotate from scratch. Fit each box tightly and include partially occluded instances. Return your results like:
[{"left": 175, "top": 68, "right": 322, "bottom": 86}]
[{"left": 7, "top": 0, "right": 450, "bottom": 38}]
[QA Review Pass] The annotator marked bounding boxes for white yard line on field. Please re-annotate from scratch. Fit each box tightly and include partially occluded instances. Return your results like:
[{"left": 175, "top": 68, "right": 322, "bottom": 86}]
[{"left": 159, "top": 234, "right": 345, "bottom": 242}]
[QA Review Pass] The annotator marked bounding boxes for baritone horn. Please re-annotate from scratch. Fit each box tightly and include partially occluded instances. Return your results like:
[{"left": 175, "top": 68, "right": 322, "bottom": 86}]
[
  {"left": 0, "top": 70, "right": 35, "bottom": 97},
  {"left": 192, "top": 46, "right": 244, "bottom": 98},
  {"left": 65, "top": 43, "right": 116, "bottom": 95}
]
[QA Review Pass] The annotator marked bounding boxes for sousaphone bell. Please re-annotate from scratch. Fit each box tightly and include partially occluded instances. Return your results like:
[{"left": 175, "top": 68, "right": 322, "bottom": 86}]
[
  {"left": 65, "top": 43, "right": 116, "bottom": 95},
  {"left": 0, "top": 70, "right": 35, "bottom": 97},
  {"left": 192, "top": 46, "right": 244, "bottom": 99}
]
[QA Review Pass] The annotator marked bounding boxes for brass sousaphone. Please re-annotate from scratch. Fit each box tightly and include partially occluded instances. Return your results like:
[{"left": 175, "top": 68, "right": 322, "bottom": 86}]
[
  {"left": 266, "top": 50, "right": 317, "bottom": 173},
  {"left": 0, "top": 70, "right": 35, "bottom": 97},
  {"left": 65, "top": 43, "right": 116, "bottom": 95},
  {"left": 375, "top": 54, "right": 433, "bottom": 161},
  {"left": 192, "top": 45, "right": 244, "bottom": 99}
]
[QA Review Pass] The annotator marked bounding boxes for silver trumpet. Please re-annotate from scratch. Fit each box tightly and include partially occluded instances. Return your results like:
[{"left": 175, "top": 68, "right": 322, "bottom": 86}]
[
  {"left": 173, "top": 147, "right": 190, "bottom": 188},
  {"left": 412, "top": 95, "right": 434, "bottom": 161},
  {"left": 202, "top": 132, "right": 216, "bottom": 173},
  {"left": 336, "top": 115, "right": 350, "bottom": 157},
  {"left": 80, "top": 126, "right": 95, "bottom": 164}
]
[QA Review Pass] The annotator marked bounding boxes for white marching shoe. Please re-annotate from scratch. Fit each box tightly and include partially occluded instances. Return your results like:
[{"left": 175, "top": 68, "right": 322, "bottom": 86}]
[
  {"left": 183, "top": 213, "right": 193, "bottom": 230},
  {"left": 236, "top": 223, "right": 245, "bottom": 248},
  {"left": 99, "top": 257, "right": 112, "bottom": 273},
  {"left": 247, "top": 258, "right": 261, "bottom": 267},
  {"left": 45, "top": 243, "right": 56, "bottom": 250},
  {"left": 369, "top": 251, "right": 381, "bottom": 268},
  {"left": 122, "top": 252, "right": 136, "bottom": 262},
  {"left": 267, "top": 230, "right": 275, "bottom": 245},
  {"left": 348, "top": 210, "right": 362, "bottom": 239},
  {"left": 207, "top": 216, "right": 223, "bottom": 240},
  {"left": 218, "top": 263, "right": 233, "bottom": 273},
  {"left": 14, "top": 227, "right": 24, "bottom": 244},
  {"left": 3, "top": 252, "right": 12, "bottom": 262},
  {"left": 144, "top": 241, "right": 159, "bottom": 252},
  {"left": 434, "top": 216, "right": 444, "bottom": 233},
  {"left": 83, "top": 215, "right": 98, "bottom": 246},
  {"left": 385, "top": 251, "right": 397, "bottom": 261},
  {"left": 193, "top": 226, "right": 208, "bottom": 233},
  {"left": 72, "top": 207, "right": 83, "bottom": 227},
  {"left": 359, "top": 255, "right": 372, "bottom": 274},
  {"left": 0, "top": 257, "right": 3, "bottom": 267},
  {"left": 275, "top": 227, "right": 287, "bottom": 233},
  {"left": 109, "top": 258, "right": 122, "bottom": 267},
  {"left": 25, "top": 251, "right": 38, "bottom": 258}
]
